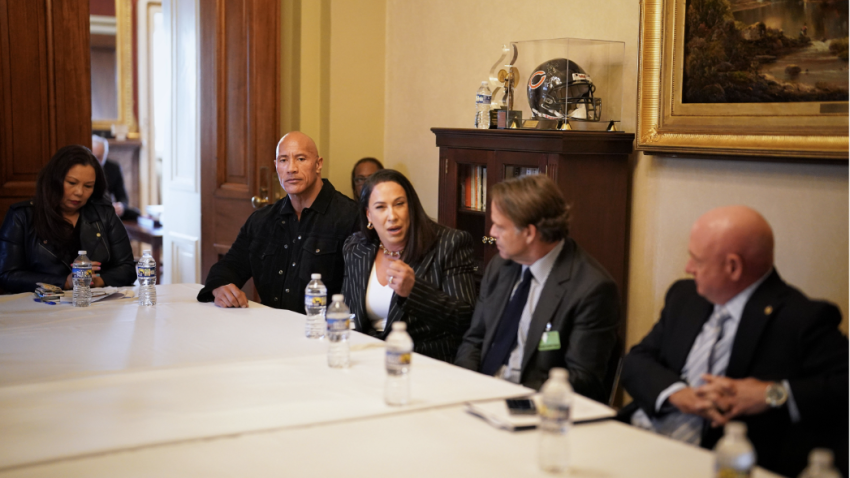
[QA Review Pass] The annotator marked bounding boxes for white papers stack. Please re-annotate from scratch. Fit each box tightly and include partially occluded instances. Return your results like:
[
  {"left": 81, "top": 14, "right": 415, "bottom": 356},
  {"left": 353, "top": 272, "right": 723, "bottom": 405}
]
[
  {"left": 58, "top": 287, "right": 136, "bottom": 303},
  {"left": 465, "top": 393, "right": 616, "bottom": 431}
]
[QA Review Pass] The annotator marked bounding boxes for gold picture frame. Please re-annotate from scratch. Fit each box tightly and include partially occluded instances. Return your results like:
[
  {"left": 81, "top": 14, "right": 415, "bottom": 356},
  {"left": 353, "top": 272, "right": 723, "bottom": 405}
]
[
  {"left": 91, "top": 0, "right": 138, "bottom": 138},
  {"left": 636, "top": 0, "right": 848, "bottom": 159}
]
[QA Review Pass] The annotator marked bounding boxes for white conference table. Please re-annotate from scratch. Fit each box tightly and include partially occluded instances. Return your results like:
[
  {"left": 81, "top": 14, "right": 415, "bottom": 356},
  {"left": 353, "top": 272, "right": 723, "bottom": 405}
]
[{"left": 0, "top": 284, "right": 782, "bottom": 477}]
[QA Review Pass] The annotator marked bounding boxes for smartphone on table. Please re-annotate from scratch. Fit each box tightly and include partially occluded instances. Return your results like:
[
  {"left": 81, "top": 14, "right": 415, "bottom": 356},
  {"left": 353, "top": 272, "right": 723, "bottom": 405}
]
[{"left": 505, "top": 398, "right": 537, "bottom": 415}]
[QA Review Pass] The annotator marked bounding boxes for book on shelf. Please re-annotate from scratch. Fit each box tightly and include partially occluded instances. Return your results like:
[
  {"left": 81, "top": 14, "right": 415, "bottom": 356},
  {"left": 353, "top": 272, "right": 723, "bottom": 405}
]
[
  {"left": 482, "top": 167, "right": 487, "bottom": 212},
  {"left": 464, "top": 172, "right": 471, "bottom": 208},
  {"left": 460, "top": 165, "right": 487, "bottom": 212}
]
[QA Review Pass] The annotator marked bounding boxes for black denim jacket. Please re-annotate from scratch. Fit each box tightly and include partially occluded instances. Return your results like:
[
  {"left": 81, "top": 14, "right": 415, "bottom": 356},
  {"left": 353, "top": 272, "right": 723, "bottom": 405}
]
[{"left": 198, "top": 179, "right": 359, "bottom": 312}]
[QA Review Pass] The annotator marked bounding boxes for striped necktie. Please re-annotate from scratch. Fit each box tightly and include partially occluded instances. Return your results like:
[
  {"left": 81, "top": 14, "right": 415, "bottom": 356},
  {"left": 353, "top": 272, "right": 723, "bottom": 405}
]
[{"left": 668, "top": 307, "right": 734, "bottom": 444}]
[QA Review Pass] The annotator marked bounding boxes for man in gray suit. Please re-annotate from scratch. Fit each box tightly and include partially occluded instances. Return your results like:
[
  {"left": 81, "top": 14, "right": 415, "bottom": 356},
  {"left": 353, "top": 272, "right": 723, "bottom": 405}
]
[{"left": 455, "top": 174, "right": 620, "bottom": 402}]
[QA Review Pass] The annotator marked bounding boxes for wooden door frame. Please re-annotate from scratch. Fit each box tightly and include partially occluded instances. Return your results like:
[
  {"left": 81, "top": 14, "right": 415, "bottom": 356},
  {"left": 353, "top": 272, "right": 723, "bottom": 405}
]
[{"left": 198, "top": 0, "right": 280, "bottom": 286}]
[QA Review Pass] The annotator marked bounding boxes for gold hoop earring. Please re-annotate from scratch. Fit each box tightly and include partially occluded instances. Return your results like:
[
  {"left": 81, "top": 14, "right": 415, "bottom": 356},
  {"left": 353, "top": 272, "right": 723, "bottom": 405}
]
[{"left": 367, "top": 222, "right": 373, "bottom": 230}]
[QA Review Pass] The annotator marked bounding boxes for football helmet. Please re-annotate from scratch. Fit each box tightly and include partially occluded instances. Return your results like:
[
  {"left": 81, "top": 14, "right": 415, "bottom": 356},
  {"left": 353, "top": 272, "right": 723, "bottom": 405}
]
[{"left": 527, "top": 58, "right": 601, "bottom": 121}]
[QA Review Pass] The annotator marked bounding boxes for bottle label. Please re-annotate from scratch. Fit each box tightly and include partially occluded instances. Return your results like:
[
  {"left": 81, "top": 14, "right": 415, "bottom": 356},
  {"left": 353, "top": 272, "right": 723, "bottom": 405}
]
[
  {"left": 716, "top": 467, "right": 751, "bottom": 478},
  {"left": 476, "top": 93, "right": 492, "bottom": 104},
  {"left": 72, "top": 266, "right": 92, "bottom": 279},
  {"left": 326, "top": 315, "right": 350, "bottom": 332},
  {"left": 386, "top": 349, "right": 411, "bottom": 374},
  {"left": 304, "top": 293, "right": 326, "bottom": 309},
  {"left": 137, "top": 267, "right": 155, "bottom": 278},
  {"left": 539, "top": 402, "right": 571, "bottom": 427}
]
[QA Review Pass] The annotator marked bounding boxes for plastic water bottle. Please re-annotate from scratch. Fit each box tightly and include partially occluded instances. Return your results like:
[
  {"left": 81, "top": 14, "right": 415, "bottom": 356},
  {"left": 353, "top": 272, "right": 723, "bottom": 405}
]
[
  {"left": 714, "top": 422, "right": 756, "bottom": 478},
  {"left": 137, "top": 250, "right": 157, "bottom": 306},
  {"left": 385, "top": 321, "right": 413, "bottom": 406},
  {"left": 326, "top": 294, "right": 350, "bottom": 368},
  {"left": 539, "top": 367, "right": 573, "bottom": 473},
  {"left": 475, "top": 81, "right": 492, "bottom": 129},
  {"left": 71, "top": 250, "right": 92, "bottom": 307},
  {"left": 304, "top": 273, "right": 327, "bottom": 339},
  {"left": 798, "top": 449, "right": 841, "bottom": 478}
]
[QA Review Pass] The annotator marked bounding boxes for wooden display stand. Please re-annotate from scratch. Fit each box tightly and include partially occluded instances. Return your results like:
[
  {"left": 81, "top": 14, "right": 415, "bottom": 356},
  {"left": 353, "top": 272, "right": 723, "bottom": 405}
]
[{"left": 432, "top": 128, "right": 634, "bottom": 309}]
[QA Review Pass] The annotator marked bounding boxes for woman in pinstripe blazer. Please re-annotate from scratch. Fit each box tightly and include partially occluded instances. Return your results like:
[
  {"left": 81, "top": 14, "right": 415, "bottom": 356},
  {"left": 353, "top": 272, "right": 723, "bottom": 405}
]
[{"left": 342, "top": 170, "right": 477, "bottom": 363}]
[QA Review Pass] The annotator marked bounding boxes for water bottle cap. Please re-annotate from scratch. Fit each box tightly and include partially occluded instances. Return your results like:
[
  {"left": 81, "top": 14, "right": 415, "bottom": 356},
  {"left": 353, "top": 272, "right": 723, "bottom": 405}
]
[
  {"left": 810, "top": 448, "right": 833, "bottom": 467},
  {"left": 481, "top": 81, "right": 488, "bottom": 85},
  {"left": 332, "top": 294, "right": 344, "bottom": 302},
  {"left": 391, "top": 322, "right": 407, "bottom": 331},
  {"left": 78, "top": 250, "right": 87, "bottom": 255},
  {"left": 549, "top": 367, "right": 568, "bottom": 380},
  {"left": 724, "top": 421, "right": 747, "bottom": 437},
  {"left": 142, "top": 250, "right": 151, "bottom": 255},
  {"left": 311, "top": 273, "right": 321, "bottom": 279}
]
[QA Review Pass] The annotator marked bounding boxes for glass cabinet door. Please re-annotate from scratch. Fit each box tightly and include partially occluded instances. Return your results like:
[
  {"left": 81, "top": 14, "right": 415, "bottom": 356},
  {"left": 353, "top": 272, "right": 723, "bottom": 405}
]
[{"left": 503, "top": 165, "right": 540, "bottom": 179}]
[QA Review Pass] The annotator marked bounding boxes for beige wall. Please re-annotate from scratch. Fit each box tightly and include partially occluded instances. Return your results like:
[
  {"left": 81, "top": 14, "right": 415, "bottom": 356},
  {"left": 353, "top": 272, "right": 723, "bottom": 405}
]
[
  {"left": 326, "top": 0, "right": 386, "bottom": 198},
  {"left": 383, "top": 0, "right": 849, "bottom": 346},
  {"left": 280, "top": 0, "right": 386, "bottom": 200}
]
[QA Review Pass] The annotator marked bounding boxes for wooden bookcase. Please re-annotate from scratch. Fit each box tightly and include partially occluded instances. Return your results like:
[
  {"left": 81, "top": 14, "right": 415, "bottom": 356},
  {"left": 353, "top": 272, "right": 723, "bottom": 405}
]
[{"left": 432, "top": 128, "right": 635, "bottom": 308}]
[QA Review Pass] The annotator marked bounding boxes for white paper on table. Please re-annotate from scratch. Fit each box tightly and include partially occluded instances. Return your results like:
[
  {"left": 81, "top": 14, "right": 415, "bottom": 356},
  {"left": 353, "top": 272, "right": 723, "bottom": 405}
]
[
  {"left": 58, "top": 288, "right": 136, "bottom": 303},
  {"left": 465, "top": 393, "right": 616, "bottom": 431}
]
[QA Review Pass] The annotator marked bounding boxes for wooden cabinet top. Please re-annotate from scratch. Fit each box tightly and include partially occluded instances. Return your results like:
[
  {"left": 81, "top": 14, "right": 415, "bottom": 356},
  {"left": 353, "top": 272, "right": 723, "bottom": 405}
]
[{"left": 432, "top": 128, "right": 635, "bottom": 155}]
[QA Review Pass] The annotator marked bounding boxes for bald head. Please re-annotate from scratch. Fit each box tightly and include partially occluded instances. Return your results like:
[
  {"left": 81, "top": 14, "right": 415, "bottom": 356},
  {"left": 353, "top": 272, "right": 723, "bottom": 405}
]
[
  {"left": 91, "top": 135, "right": 108, "bottom": 166},
  {"left": 276, "top": 131, "right": 319, "bottom": 158},
  {"left": 686, "top": 206, "right": 774, "bottom": 304}
]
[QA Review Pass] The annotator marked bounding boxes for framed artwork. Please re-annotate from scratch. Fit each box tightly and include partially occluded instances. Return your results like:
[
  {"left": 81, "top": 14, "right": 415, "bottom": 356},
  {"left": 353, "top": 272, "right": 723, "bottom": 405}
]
[{"left": 637, "top": 0, "right": 848, "bottom": 159}]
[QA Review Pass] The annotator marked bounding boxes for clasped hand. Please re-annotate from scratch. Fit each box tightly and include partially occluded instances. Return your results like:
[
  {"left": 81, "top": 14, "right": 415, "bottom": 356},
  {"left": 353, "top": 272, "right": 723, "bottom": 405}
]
[{"left": 669, "top": 375, "right": 771, "bottom": 427}]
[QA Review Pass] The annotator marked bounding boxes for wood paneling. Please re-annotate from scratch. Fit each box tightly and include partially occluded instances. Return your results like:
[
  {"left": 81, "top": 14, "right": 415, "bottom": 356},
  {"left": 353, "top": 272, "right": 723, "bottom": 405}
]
[
  {"left": 200, "top": 0, "right": 279, "bottom": 283},
  {"left": 0, "top": 0, "right": 91, "bottom": 223}
]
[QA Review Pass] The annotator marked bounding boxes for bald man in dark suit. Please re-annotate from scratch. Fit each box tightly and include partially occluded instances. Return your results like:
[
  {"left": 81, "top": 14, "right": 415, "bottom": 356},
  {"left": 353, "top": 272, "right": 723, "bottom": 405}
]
[{"left": 621, "top": 206, "right": 848, "bottom": 477}]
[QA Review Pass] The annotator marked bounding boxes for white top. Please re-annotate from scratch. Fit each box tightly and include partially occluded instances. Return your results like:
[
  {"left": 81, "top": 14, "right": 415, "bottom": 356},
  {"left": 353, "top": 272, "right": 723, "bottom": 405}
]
[
  {"left": 499, "top": 240, "right": 565, "bottom": 384},
  {"left": 365, "top": 262, "right": 393, "bottom": 332}
]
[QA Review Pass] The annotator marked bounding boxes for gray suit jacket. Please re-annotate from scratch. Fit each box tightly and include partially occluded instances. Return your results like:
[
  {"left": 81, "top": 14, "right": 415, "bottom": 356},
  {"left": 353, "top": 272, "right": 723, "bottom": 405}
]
[
  {"left": 342, "top": 225, "right": 477, "bottom": 363},
  {"left": 455, "top": 238, "right": 620, "bottom": 401}
]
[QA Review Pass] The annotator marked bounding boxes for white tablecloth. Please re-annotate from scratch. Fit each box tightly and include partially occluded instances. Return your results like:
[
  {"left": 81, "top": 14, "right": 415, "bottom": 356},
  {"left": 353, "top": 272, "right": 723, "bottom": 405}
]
[
  {"left": 0, "top": 406, "right": 782, "bottom": 478},
  {"left": 0, "top": 284, "right": 782, "bottom": 477},
  {"left": 1, "top": 284, "right": 379, "bottom": 386},
  {"left": 0, "top": 285, "right": 533, "bottom": 470}
]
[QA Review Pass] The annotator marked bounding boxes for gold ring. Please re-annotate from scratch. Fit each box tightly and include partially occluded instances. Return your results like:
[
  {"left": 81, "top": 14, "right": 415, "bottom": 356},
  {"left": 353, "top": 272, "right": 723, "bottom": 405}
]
[{"left": 389, "top": 276, "right": 394, "bottom": 285}]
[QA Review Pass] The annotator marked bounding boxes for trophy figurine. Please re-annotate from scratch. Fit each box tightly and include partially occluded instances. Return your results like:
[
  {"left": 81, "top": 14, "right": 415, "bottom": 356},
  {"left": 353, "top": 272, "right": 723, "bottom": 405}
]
[{"left": 492, "top": 65, "right": 522, "bottom": 129}]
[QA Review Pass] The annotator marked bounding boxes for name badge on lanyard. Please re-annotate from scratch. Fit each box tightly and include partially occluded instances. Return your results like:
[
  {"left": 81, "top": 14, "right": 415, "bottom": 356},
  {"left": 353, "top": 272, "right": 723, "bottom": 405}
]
[{"left": 538, "top": 322, "right": 561, "bottom": 351}]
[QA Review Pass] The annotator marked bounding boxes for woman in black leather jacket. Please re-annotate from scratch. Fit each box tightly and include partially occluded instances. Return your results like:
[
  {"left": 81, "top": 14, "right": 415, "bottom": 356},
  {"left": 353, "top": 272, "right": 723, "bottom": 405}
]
[{"left": 0, "top": 145, "right": 136, "bottom": 293}]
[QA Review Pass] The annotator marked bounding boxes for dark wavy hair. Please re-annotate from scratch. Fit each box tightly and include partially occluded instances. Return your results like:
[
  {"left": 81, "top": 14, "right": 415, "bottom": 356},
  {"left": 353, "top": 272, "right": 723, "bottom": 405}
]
[
  {"left": 358, "top": 169, "right": 436, "bottom": 264},
  {"left": 33, "top": 145, "right": 107, "bottom": 245},
  {"left": 351, "top": 157, "right": 384, "bottom": 199},
  {"left": 490, "top": 174, "right": 571, "bottom": 243}
]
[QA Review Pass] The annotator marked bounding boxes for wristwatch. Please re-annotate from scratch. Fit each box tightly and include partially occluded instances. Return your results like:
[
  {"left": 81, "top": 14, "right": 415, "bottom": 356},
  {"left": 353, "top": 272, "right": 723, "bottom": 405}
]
[{"left": 765, "top": 382, "right": 788, "bottom": 408}]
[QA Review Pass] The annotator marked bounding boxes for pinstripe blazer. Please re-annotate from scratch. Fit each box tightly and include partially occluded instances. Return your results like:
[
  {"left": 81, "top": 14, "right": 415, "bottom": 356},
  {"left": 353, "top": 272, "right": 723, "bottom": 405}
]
[{"left": 341, "top": 225, "right": 477, "bottom": 363}]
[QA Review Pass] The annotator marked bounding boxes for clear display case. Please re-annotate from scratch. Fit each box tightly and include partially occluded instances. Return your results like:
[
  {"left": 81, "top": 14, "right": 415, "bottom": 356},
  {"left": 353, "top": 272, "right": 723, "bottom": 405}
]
[{"left": 491, "top": 38, "right": 625, "bottom": 131}]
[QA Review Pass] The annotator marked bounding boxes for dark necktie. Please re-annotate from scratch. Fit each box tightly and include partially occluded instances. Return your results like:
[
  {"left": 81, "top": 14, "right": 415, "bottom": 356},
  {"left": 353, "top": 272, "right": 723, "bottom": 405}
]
[{"left": 480, "top": 268, "right": 534, "bottom": 376}]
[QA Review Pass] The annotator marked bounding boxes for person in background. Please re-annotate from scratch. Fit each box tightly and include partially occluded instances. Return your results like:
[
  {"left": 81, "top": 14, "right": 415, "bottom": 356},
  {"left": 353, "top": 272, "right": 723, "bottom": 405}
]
[
  {"left": 197, "top": 131, "right": 359, "bottom": 310},
  {"left": 351, "top": 157, "right": 383, "bottom": 200},
  {"left": 0, "top": 145, "right": 136, "bottom": 292},
  {"left": 455, "top": 174, "right": 620, "bottom": 402},
  {"left": 620, "top": 206, "right": 848, "bottom": 477},
  {"left": 342, "top": 169, "right": 476, "bottom": 363},
  {"left": 91, "top": 134, "right": 133, "bottom": 220}
]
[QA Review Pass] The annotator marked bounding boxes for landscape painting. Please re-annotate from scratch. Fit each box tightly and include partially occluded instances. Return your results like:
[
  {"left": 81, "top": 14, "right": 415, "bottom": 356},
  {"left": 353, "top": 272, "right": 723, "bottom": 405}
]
[{"left": 683, "top": 0, "right": 849, "bottom": 103}]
